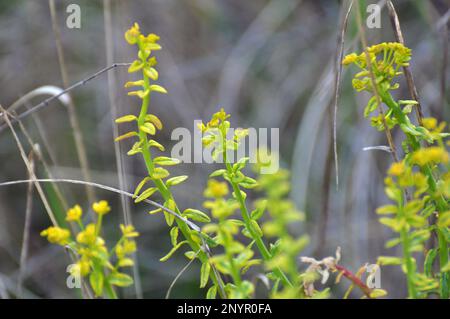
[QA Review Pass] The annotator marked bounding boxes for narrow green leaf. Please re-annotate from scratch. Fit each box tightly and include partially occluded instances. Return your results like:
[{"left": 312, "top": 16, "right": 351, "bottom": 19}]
[
  {"left": 183, "top": 208, "right": 211, "bottom": 223},
  {"left": 166, "top": 175, "right": 188, "bottom": 187},
  {"left": 170, "top": 227, "right": 179, "bottom": 246},
  {"left": 149, "top": 139, "right": 165, "bottom": 151},
  {"left": 89, "top": 271, "right": 104, "bottom": 297},
  {"left": 209, "top": 169, "right": 227, "bottom": 177},
  {"left": 377, "top": 256, "right": 403, "bottom": 266},
  {"left": 134, "top": 187, "right": 157, "bottom": 203},
  {"left": 133, "top": 177, "right": 150, "bottom": 198},
  {"left": 115, "top": 131, "right": 138, "bottom": 142},
  {"left": 150, "top": 84, "right": 168, "bottom": 94},
  {"left": 108, "top": 272, "right": 134, "bottom": 287},
  {"left": 249, "top": 220, "right": 263, "bottom": 237},
  {"left": 154, "top": 156, "right": 181, "bottom": 166},
  {"left": 160, "top": 241, "right": 188, "bottom": 262},
  {"left": 424, "top": 249, "right": 437, "bottom": 277},
  {"left": 200, "top": 262, "right": 211, "bottom": 288},
  {"left": 115, "top": 114, "right": 137, "bottom": 123},
  {"left": 140, "top": 122, "right": 156, "bottom": 135},
  {"left": 151, "top": 167, "right": 170, "bottom": 179},
  {"left": 206, "top": 285, "right": 217, "bottom": 299}
]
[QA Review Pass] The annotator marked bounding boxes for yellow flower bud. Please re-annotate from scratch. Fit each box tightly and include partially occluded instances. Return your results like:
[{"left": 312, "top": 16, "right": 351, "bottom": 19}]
[
  {"left": 342, "top": 53, "right": 358, "bottom": 65},
  {"left": 120, "top": 224, "right": 139, "bottom": 238},
  {"left": 66, "top": 204, "right": 82, "bottom": 222},
  {"left": 92, "top": 200, "right": 111, "bottom": 215},
  {"left": 388, "top": 162, "right": 406, "bottom": 177},
  {"left": 40, "top": 226, "right": 70, "bottom": 245},
  {"left": 76, "top": 224, "right": 97, "bottom": 245},
  {"left": 124, "top": 23, "right": 140, "bottom": 45}
]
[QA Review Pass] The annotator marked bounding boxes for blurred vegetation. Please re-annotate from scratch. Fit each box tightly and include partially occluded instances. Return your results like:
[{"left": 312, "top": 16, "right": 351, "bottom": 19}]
[{"left": 0, "top": 0, "right": 448, "bottom": 298}]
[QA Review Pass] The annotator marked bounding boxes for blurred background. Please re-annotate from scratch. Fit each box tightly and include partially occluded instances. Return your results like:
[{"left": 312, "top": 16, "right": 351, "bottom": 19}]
[{"left": 0, "top": 0, "right": 448, "bottom": 298}]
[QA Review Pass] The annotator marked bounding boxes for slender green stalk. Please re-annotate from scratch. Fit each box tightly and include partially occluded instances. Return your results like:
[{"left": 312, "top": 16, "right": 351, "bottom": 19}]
[
  {"left": 104, "top": 280, "right": 118, "bottom": 299},
  {"left": 398, "top": 196, "right": 417, "bottom": 298},
  {"left": 220, "top": 131, "right": 292, "bottom": 288},
  {"left": 380, "top": 91, "right": 449, "bottom": 298},
  {"left": 135, "top": 51, "right": 225, "bottom": 298},
  {"left": 219, "top": 223, "right": 242, "bottom": 287}
]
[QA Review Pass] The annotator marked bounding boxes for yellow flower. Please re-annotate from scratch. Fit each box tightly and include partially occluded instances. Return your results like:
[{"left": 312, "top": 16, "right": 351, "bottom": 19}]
[
  {"left": 197, "top": 122, "right": 207, "bottom": 133},
  {"left": 71, "top": 259, "right": 91, "bottom": 277},
  {"left": 123, "top": 240, "right": 137, "bottom": 254},
  {"left": 76, "top": 224, "right": 97, "bottom": 245},
  {"left": 92, "top": 200, "right": 111, "bottom": 215},
  {"left": 342, "top": 53, "right": 358, "bottom": 65},
  {"left": 116, "top": 239, "right": 137, "bottom": 259},
  {"left": 66, "top": 204, "right": 82, "bottom": 222},
  {"left": 388, "top": 162, "right": 406, "bottom": 177},
  {"left": 422, "top": 117, "right": 437, "bottom": 130},
  {"left": 411, "top": 147, "right": 449, "bottom": 166},
  {"left": 40, "top": 226, "right": 70, "bottom": 245},
  {"left": 125, "top": 22, "right": 140, "bottom": 45},
  {"left": 120, "top": 224, "right": 139, "bottom": 238},
  {"left": 204, "top": 179, "right": 229, "bottom": 198}
]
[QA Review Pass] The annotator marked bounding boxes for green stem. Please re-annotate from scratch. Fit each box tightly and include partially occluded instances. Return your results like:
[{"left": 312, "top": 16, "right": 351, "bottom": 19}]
[
  {"left": 135, "top": 53, "right": 226, "bottom": 298},
  {"left": 220, "top": 131, "right": 292, "bottom": 288},
  {"left": 380, "top": 90, "right": 449, "bottom": 298},
  {"left": 104, "top": 280, "right": 118, "bottom": 299},
  {"left": 219, "top": 221, "right": 242, "bottom": 287},
  {"left": 399, "top": 196, "right": 417, "bottom": 298}
]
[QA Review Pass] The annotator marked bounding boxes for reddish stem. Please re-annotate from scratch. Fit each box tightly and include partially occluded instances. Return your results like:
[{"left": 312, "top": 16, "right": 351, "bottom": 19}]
[{"left": 335, "top": 264, "right": 373, "bottom": 298}]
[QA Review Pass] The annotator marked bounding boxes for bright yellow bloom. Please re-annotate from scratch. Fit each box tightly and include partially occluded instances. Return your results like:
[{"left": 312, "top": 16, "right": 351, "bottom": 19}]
[
  {"left": 422, "top": 117, "right": 437, "bottom": 130},
  {"left": 70, "top": 259, "right": 91, "bottom": 277},
  {"left": 204, "top": 179, "right": 229, "bottom": 198},
  {"left": 92, "top": 200, "right": 111, "bottom": 215},
  {"left": 342, "top": 53, "right": 358, "bottom": 65},
  {"left": 116, "top": 239, "right": 137, "bottom": 259},
  {"left": 411, "top": 147, "right": 449, "bottom": 166},
  {"left": 66, "top": 204, "right": 82, "bottom": 222},
  {"left": 120, "top": 224, "right": 139, "bottom": 238},
  {"left": 388, "top": 162, "right": 406, "bottom": 177},
  {"left": 76, "top": 224, "right": 97, "bottom": 245},
  {"left": 40, "top": 226, "right": 70, "bottom": 245},
  {"left": 125, "top": 23, "right": 140, "bottom": 45}
]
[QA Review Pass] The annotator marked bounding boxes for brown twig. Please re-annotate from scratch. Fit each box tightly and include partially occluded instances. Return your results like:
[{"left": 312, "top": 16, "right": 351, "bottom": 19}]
[{"left": 386, "top": 0, "right": 424, "bottom": 125}]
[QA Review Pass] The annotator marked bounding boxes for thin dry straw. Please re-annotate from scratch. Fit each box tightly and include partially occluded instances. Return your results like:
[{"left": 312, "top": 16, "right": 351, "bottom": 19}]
[
  {"left": 333, "top": 0, "right": 354, "bottom": 188},
  {"left": 0, "top": 107, "right": 58, "bottom": 226},
  {"left": 48, "top": 0, "right": 97, "bottom": 204},
  {"left": 17, "top": 120, "right": 70, "bottom": 211},
  {"left": 165, "top": 250, "right": 200, "bottom": 299},
  {"left": 0, "top": 178, "right": 201, "bottom": 232},
  {"left": 103, "top": 0, "right": 142, "bottom": 299},
  {"left": 17, "top": 152, "right": 35, "bottom": 298},
  {"left": 0, "top": 63, "right": 131, "bottom": 133}
]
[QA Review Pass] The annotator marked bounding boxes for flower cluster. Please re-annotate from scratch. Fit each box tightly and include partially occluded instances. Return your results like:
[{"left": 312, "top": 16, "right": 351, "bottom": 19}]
[
  {"left": 41, "top": 200, "right": 139, "bottom": 298},
  {"left": 342, "top": 42, "right": 411, "bottom": 94},
  {"left": 344, "top": 42, "right": 450, "bottom": 299},
  {"left": 116, "top": 23, "right": 227, "bottom": 297}
]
